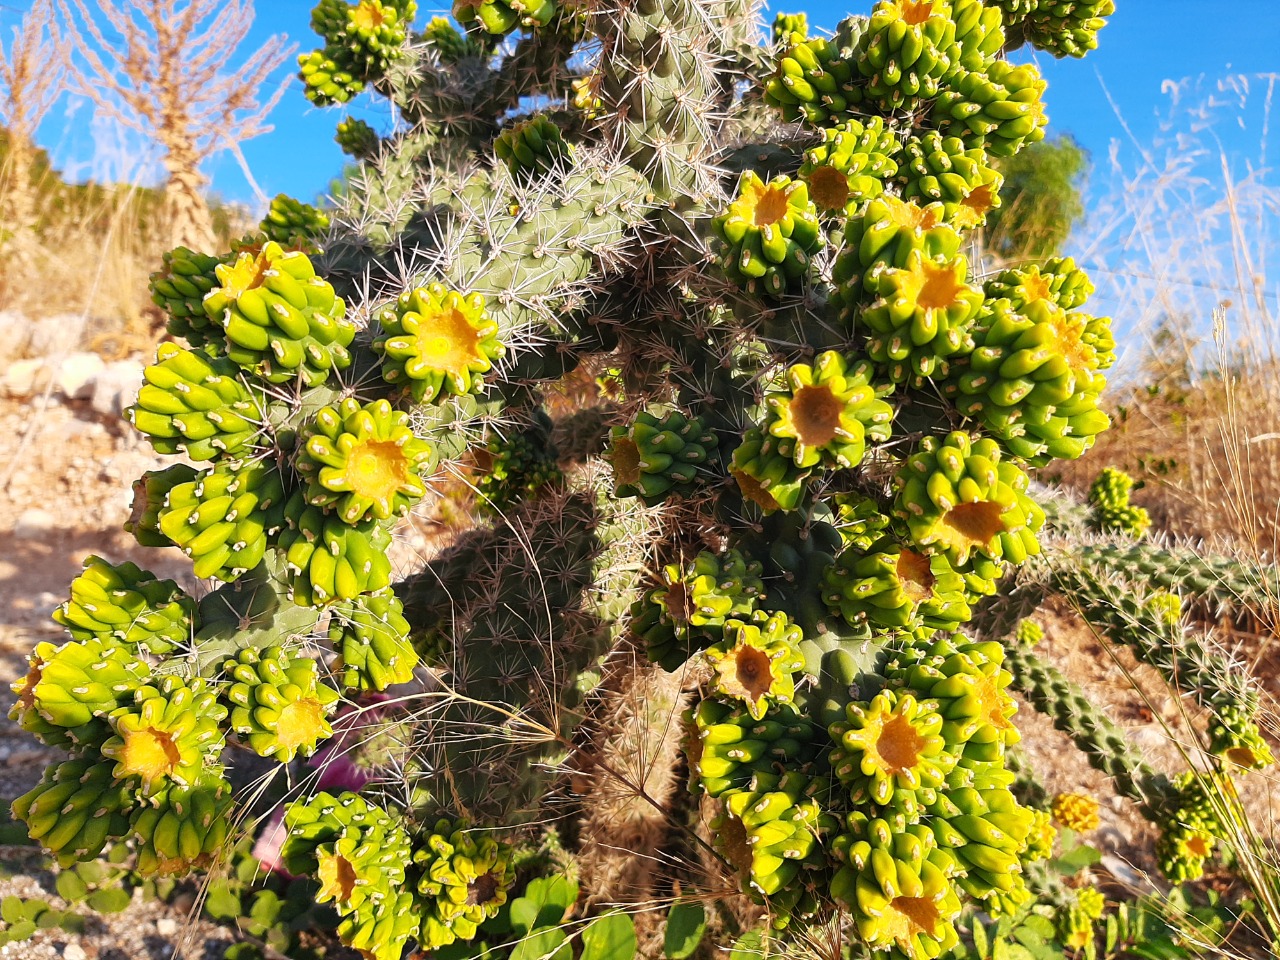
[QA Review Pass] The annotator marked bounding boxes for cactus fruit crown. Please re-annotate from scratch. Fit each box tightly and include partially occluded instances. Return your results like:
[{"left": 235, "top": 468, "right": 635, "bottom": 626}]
[{"left": 21, "top": 1, "right": 1271, "bottom": 960}]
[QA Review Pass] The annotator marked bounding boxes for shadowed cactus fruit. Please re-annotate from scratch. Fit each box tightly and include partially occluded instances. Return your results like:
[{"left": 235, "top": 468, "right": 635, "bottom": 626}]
[
  {"left": 823, "top": 539, "right": 971, "bottom": 631},
  {"left": 495, "top": 116, "right": 573, "bottom": 178},
  {"left": 150, "top": 247, "right": 225, "bottom": 348},
  {"left": 706, "top": 612, "right": 805, "bottom": 720},
  {"left": 102, "top": 677, "right": 226, "bottom": 795},
  {"left": 899, "top": 131, "right": 1002, "bottom": 228},
  {"left": 1051, "top": 792, "right": 1099, "bottom": 832},
  {"left": 296, "top": 397, "right": 433, "bottom": 522},
  {"left": 799, "top": 117, "right": 899, "bottom": 215},
  {"left": 610, "top": 409, "right": 718, "bottom": 505},
  {"left": 203, "top": 241, "right": 355, "bottom": 387},
  {"left": 423, "top": 16, "right": 487, "bottom": 61},
  {"left": 158, "top": 460, "right": 288, "bottom": 581},
  {"left": 131, "top": 775, "right": 234, "bottom": 876},
  {"left": 454, "top": 0, "right": 556, "bottom": 34},
  {"left": 763, "top": 351, "right": 894, "bottom": 470},
  {"left": 730, "top": 426, "right": 810, "bottom": 513},
  {"left": 713, "top": 172, "right": 823, "bottom": 298},
  {"left": 225, "top": 647, "right": 340, "bottom": 761},
  {"left": 373, "top": 284, "right": 502, "bottom": 403},
  {"left": 414, "top": 819, "right": 516, "bottom": 948},
  {"left": 126, "top": 464, "right": 200, "bottom": 548},
  {"left": 11, "top": 759, "right": 133, "bottom": 866},
  {"left": 995, "top": 0, "right": 1115, "bottom": 58},
  {"left": 1087, "top": 466, "right": 1151, "bottom": 537},
  {"left": 260, "top": 194, "right": 331, "bottom": 246},
  {"left": 476, "top": 420, "right": 562, "bottom": 516},
  {"left": 11, "top": 637, "right": 149, "bottom": 746},
  {"left": 278, "top": 492, "right": 394, "bottom": 605},
  {"left": 336, "top": 116, "right": 379, "bottom": 158},
  {"left": 329, "top": 590, "right": 418, "bottom": 691},
  {"left": 127, "top": 343, "right": 263, "bottom": 461},
  {"left": 300, "top": 0, "right": 412, "bottom": 105},
  {"left": 771, "top": 11, "right": 808, "bottom": 44},
  {"left": 634, "top": 550, "right": 765, "bottom": 670},
  {"left": 53, "top": 557, "right": 195, "bottom": 655},
  {"left": 1154, "top": 772, "right": 1228, "bottom": 882}
]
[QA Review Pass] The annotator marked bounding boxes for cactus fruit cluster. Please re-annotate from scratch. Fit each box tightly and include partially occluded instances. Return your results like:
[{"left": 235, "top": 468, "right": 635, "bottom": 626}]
[{"left": 16, "top": 0, "right": 1275, "bottom": 957}]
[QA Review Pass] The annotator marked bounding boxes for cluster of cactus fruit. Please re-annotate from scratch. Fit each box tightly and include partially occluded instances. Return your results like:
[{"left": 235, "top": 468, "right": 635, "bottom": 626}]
[{"left": 13, "top": 0, "right": 1279, "bottom": 957}]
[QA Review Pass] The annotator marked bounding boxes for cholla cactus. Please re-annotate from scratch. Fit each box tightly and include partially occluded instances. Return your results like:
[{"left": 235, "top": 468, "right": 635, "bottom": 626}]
[{"left": 21, "top": 2, "right": 1265, "bottom": 958}]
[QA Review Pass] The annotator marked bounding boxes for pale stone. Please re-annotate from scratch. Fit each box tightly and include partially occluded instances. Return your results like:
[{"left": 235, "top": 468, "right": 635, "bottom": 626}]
[
  {"left": 12, "top": 508, "right": 57, "bottom": 539},
  {"left": 0, "top": 358, "right": 49, "bottom": 398},
  {"left": 55, "top": 352, "right": 106, "bottom": 400}
]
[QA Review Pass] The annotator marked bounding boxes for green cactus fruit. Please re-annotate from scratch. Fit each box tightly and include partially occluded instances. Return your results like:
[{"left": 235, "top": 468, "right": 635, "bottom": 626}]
[
  {"left": 149, "top": 246, "right": 225, "bottom": 348},
  {"left": 373, "top": 283, "right": 503, "bottom": 403},
  {"left": 298, "top": 48, "right": 365, "bottom": 106},
  {"left": 834, "top": 195, "right": 963, "bottom": 305},
  {"left": 705, "top": 612, "right": 806, "bottom": 720},
  {"left": 713, "top": 769, "right": 831, "bottom": 915},
  {"left": 1208, "top": 705, "right": 1276, "bottom": 771},
  {"left": 423, "top": 16, "right": 487, "bottom": 62},
  {"left": 822, "top": 538, "right": 971, "bottom": 632},
  {"left": 861, "top": 246, "right": 984, "bottom": 384},
  {"left": 414, "top": 819, "right": 516, "bottom": 948},
  {"left": 930, "top": 784, "right": 1036, "bottom": 901},
  {"left": 476, "top": 429, "right": 562, "bottom": 517},
  {"left": 998, "top": 0, "right": 1116, "bottom": 58},
  {"left": 1015, "top": 618, "right": 1044, "bottom": 646},
  {"left": 53, "top": 556, "right": 196, "bottom": 655},
  {"left": 311, "top": 0, "right": 352, "bottom": 42},
  {"left": 831, "top": 823, "right": 961, "bottom": 959},
  {"left": 713, "top": 172, "right": 823, "bottom": 299},
  {"left": 763, "top": 351, "right": 895, "bottom": 470},
  {"left": 729, "top": 426, "right": 810, "bottom": 514},
  {"left": 494, "top": 116, "right": 573, "bottom": 178},
  {"left": 1024, "top": 808, "right": 1055, "bottom": 861},
  {"left": 225, "top": 646, "right": 340, "bottom": 762},
  {"left": 894, "top": 431, "right": 1044, "bottom": 571},
  {"left": 609, "top": 409, "right": 718, "bottom": 506},
  {"left": 336, "top": 116, "right": 380, "bottom": 158},
  {"left": 329, "top": 590, "right": 419, "bottom": 691},
  {"left": 945, "top": 299, "right": 1113, "bottom": 464},
  {"left": 898, "top": 131, "right": 1002, "bottom": 229},
  {"left": 632, "top": 549, "right": 766, "bottom": 670},
  {"left": 571, "top": 73, "right": 602, "bottom": 118},
  {"left": 798, "top": 117, "right": 900, "bottom": 216},
  {"left": 11, "top": 759, "right": 133, "bottom": 866},
  {"left": 688, "top": 698, "right": 826, "bottom": 797},
  {"left": 126, "top": 464, "right": 199, "bottom": 548},
  {"left": 454, "top": 0, "right": 556, "bottom": 35},
  {"left": 983, "top": 257, "right": 1096, "bottom": 313},
  {"left": 931, "top": 58, "right": 1048, "bottom": 157},
  {"left": 771, "top": 11, "right": 808, "bottom": 45},
  {"left": 101, "top": 676, "right": 226, "bottom": 795},
  {"left": 158, "top": 460, "right": 289, "bottom": 581},
  {"left": 949, "top": 0, "right": 1007, "bottom": 68},
  {"left": 764, "top": 33, "right": 861, "bottom": 127},
  {"left": 278, "top": 492, "right": 395, "bottom": 606},
  {"left": 296, "top": 397, "right": 432, "bottom": 523},
  {"left": 1087, "top": 467, "right": 1151, "bottom": 537},
  {"left": 10, "top": 638, "right": 150, "bottom": 745},
  {"left": 831, "top": 690, "right": 958, "bottom": 814},
  {"left": 854, "top": 0, "right": 960, "bottom": 111},
  {"left": 203, "top": 241, "right": 355, "bottom": 387},
  {"left": 345, "top": 0, "right": 409, "bottom": 68},
  {"left": 131, "top": 774, "right": 234, "bottom": 876},
  {"left": 259, "top": 194, "right": 331, "bottom": 246},
  {"left": 1154, "top": 772, "right": 1228, "bottom": 882},
  {"left": 127, "top": 342, "right": 264, "bottom": 461},
  {"left": 886, "top": 635, "right": 1020, "bottom": 762}
]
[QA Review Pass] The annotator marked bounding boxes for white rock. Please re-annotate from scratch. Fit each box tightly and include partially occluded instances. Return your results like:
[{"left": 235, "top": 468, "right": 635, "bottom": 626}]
[
  {"left": 27, "top": 313, "right": 87, "bottom": 357},
  {"left": 0, "top": 311, "right": 33, "bottom": 366},
  {"left": 12, "top": 508, "right": 57, "bottom": 539},
  {"left": 63, "top": 943, "right": 87, "bottom": 960},
  {"left": 90, "top": 359, "right": 145, "bottom": 418},
  {"left": 0, "top": 358, "right": 50, "bottom": 398},
  {"left": 56, "top": 352, "right": 106, "bottom": 400},
  {"left": 155, "top": 918, "right": 178, "bottom": 937}
]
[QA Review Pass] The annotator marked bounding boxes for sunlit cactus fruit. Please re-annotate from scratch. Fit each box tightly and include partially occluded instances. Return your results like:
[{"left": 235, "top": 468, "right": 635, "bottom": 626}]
[
  {"left": 259, "top": 193, "right": 331, "bottom": 246},
  {"left": 127, "top": 342, "right": 264, "bottom": 461},
  {"left": 414, "top": 819, "right": 516, "bottom": 948},
  {"left": 158, "top": 460, "right": 288, "bottom": 581},
  {"left": 131, "top": 774, "right": 234, "bottom": 876},
  {"left": 689, "top": 698, "right": 826, "bottom": 797},
  {"left": 298, "top": 48, "right": 364, "bottom": 106},
  {"left": 296, "top": 397, "right": 433, "bottom": 523},
  {"left": 335, "top": 116, "right": 379, "bottom": 158},
  {"left": 1154, "top": 772, "right": 1229, "bottom": 882},
  {"left": 609, "top": 409, "right": 718, "bottom": 505},
  {"left": 1208, "top": 705, "right": 1276, "bottom": 770},
  {"left": 52, "top": 556, "right": 196, "bottom": 655},
  {"left": 423, "top": 16, "right": 487, "bottom": 62},
  {"left": 278, "top": 492, "right": 394, "bottom": 605},
  {"left": 898, "top": 131, "right": 1002, "bottom": 228},
  {"left": 203, "top": 240, "right": 355, "bottom": 387},
  {"left": 1024, "top": 808, "right": 1056, "bottom": 861},
  {"left": 771, "top": 11, "right": 808, "bottom": 45},
  {"left": 706, "top": 612, "right": 805, "bottom": 720},
  {"left": 149, "top": 246, "right": 225, "bottom": 348},
  {"left": 854, "top": 0, "right": 960, "bottom": 111},
  {"left": 932, "top": 58, "right": 1048, "bottom": 157},
  {"left": 344, "top": 0, "right": 410, "bottom": 67},
  {"left": 713, "top": 171, "right": 823, "bottom": 298},
  {"left": 101, "top": 676, "right": 226, "bottom": 795},
  {"left": 823, "top": 540, "right": 971, "bottom": 631},
  {"left": 764, "top": 33, "right": 861, "bottom": 126},
  {"left": 11, "top": 758, "right": 134, "bottom": 866},
  {"left": 894, "top": 432, "right": 1044, "bottom": 571},
  {"left": 729, "top": 426, "right": 810, "bottom": 513},
  {"left": 945, "top": 299, "right": 1113, "bottom": 464},
  {"left": 454, "top": 0, "right": 556, "bottom": 35},
  {"left": 633, "top": 549, "right": 766, "bottom": 670},
  {"left": 831, "top": 689, "right": 957, "bottom": 806},
  {"left": 373, "top": 283, "right": 503, "bottom": 403},
  {"left": 984, "top": 256, "right": 1096, "bottom": 313},
  {"left": 762, "top": 351, "right": 894, "bottom": 470},
  {"left": 1050, "top": 791, "right": 1100, "bottom": 832},
  {"left": 834, "top": 195, "right": 962, "bottom": 302},
  {"left": 329, "top": 590, "right": 418, "bottom": 691},
  {"left": 494, "top": 116, "right": 573, "bottom": 178},
  {"left": 1087, "top": 466, "right": 1151, "bottom": 537},
  {"left": 861, "top": 246, "right": 984, "bottom": 384},
  {"left": 225, "top": 646, "right": 340, "bottom": 762},
  {"left": 798, "top": 117, "right": 899, "bottom": 215}
]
